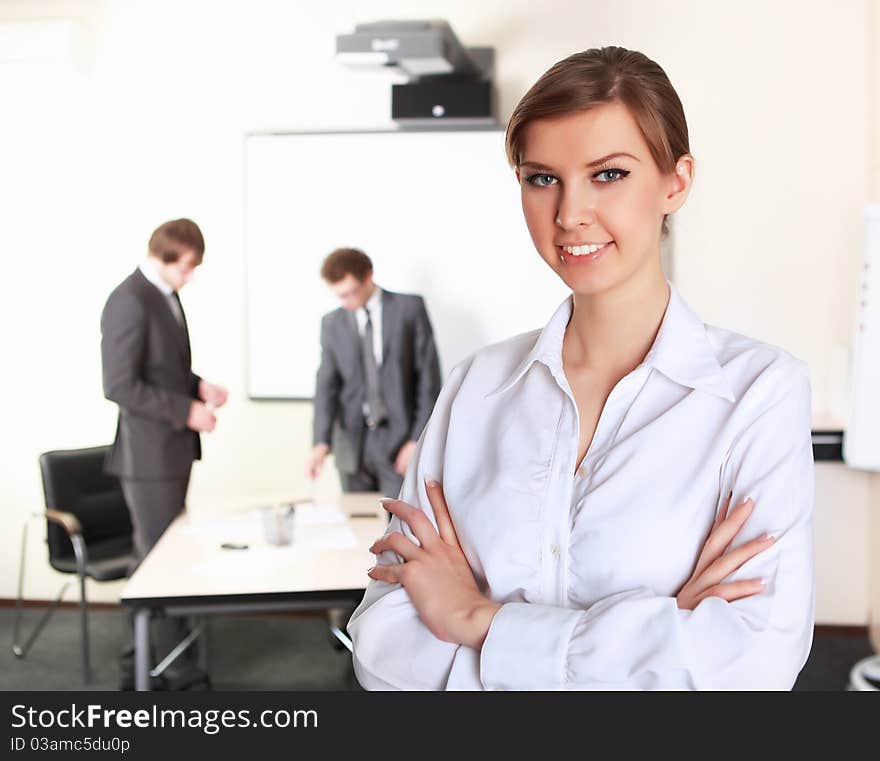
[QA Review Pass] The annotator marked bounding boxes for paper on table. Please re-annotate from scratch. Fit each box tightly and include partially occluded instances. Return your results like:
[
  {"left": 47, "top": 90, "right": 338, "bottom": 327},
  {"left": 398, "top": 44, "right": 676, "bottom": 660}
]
[
  {"left": 189, "top": 525, "right": 359, "bottom": 578},
  {"left": 295, "top": 525, "right": 358, "bottom": 551},
  {"left": 182, "top": 511, "right": 357, "bottom": 551},
  {"left": 292, "top": 501, "right": 347, "bottom": 526},
  {"left": 181, "top": 515, "right": 263, "bottom": 543}
]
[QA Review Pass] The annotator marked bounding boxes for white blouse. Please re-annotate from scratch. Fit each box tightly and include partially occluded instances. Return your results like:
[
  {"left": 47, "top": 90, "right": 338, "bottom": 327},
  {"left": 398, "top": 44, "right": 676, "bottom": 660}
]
[{"left": 348, "top": 284, "right": 815, "bottom": 690}]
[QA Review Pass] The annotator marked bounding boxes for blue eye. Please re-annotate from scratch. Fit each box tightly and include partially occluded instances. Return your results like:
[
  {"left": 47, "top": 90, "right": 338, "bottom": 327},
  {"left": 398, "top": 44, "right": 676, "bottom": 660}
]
[
  {"left": 594, "top": 168, "right": 630, "bottom": 183},
  {"left": 525, "top": 173, "right": 558, "bottom": 187}
]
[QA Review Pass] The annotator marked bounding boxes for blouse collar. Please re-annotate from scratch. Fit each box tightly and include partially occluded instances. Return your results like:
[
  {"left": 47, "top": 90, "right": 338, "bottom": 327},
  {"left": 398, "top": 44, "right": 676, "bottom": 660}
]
[{"left": 487, "top": 283, "right": 736, "bottom": 403}]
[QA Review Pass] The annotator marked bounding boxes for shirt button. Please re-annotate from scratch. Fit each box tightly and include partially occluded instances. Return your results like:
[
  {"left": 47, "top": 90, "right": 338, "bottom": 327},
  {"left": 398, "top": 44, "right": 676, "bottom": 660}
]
[{"left": 550, "top": 544, "right": 561, "bottom": 558}]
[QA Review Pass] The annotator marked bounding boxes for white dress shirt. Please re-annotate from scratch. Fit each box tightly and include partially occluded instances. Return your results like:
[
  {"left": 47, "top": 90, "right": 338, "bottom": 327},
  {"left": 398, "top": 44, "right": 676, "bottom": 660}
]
[
  {"left": 354, "top": 285, "right": 383, "bottom": 367},
  {"left": 348, "top": 284, "right": 815, "bottom": 690},
  {"left": 138, "top": 259, "right": 183, "bottom": 326}
]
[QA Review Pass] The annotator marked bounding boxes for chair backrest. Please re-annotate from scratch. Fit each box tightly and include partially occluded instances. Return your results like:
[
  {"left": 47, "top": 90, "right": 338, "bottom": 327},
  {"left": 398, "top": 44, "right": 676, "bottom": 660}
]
[{"left": 38, "top": 446, "right": 133, "bottom": 562}]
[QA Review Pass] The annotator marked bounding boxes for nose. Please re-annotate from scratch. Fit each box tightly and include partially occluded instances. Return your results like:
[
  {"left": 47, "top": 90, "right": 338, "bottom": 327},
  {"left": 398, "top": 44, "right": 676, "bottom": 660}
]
[{"left": 555, "top": 183, "right": 598, "bottom": 229}]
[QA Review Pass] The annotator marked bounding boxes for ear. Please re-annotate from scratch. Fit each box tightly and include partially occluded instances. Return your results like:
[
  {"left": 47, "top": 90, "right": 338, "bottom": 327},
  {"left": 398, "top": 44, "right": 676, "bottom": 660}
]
[{"left": 663, "top": 155, "right": 694, "bottom": 215}]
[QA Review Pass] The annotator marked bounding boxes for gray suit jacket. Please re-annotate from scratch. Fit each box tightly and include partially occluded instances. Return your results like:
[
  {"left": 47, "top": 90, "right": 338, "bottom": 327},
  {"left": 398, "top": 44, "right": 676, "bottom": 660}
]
[
  {"left": 312, "top": 290, "right": 441, "bottom": 474},
  {"left": 100, "top": 268, "right": 201, "bottom": 480}
]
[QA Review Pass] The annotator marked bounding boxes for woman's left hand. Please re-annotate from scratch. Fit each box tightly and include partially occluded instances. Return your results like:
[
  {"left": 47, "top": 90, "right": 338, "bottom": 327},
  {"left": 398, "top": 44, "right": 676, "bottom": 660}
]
[{"left": 367, "top": 480, "right": 502, "bottom": 650}]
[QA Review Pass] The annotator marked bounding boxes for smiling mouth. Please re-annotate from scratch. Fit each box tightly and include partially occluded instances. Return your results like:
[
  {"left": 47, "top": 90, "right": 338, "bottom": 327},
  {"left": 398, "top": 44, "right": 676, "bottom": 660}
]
[{"left": 557, "top": 241, "right": 614, "bottom": 262}]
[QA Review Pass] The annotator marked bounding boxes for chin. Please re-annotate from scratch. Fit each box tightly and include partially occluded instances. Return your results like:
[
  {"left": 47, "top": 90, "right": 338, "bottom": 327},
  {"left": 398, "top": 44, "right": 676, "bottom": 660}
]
[
  {"left": 567, "top": 274, "right": 617, "bottom": 298},
  {"left": 541, "top": 254, "right": 617, "bottom": 296}
]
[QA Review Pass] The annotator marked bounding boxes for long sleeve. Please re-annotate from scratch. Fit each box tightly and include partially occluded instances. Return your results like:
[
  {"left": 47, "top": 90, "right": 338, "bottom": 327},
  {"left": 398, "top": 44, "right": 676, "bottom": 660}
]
[
  {"left": 312, "top": 314, "right": 342, "bottom": 447},
  {"left": 351, "top": 287, "right": 816, "bottom": 691},
  {"left": 349, "top": 361, "right": 483, "bottom": 690},
  {"left": 100, "top": 290, "right": 192, "bottom": 429},
  {"left": 408, "top": 296, "right": 442, "bottom": 442},
  {"left": 479, "top": 368, "right": 815, "bottom": 690}
]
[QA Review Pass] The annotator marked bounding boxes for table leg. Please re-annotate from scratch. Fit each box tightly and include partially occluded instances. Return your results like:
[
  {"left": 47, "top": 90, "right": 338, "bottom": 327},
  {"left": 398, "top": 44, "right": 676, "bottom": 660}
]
[
  {"left": 134, "top": 608, "right": 150, "bottom": 691},
  {"left": 198, "top": 616, "right": 211, "bottom": 675}
]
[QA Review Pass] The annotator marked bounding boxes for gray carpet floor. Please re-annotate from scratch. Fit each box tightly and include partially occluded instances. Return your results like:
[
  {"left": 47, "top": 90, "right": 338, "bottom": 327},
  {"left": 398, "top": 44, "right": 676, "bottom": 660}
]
[
  {"left": 1, "top": 606, "right": 874, "bottom": 690},
  {"left": 2, "top": 607, "right": 359, "bottom": 691}
]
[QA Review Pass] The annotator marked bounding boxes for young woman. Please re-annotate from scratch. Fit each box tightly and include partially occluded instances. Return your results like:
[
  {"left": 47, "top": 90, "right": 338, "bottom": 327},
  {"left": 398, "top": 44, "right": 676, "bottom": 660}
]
[{"left": 348, "top": 46, "right": 814, "bottom": 690}]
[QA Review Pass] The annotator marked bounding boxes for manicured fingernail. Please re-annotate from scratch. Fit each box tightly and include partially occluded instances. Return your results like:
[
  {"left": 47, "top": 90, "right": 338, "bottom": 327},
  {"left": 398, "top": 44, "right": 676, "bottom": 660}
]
[
  {"left": 379, "top": 498, "right": 394, "bottom": 505},
  {"left": 758, "top": 578, "right": 768, "bottom": 587},
  {"left": 367, "top": 566, "right": 375, "bottom": 574},
  {"left": 762, "top": 533, "right": 776, "bottom": 542},
  {"left": 425, "top": 478, "right": 439, "bottom": 488}
]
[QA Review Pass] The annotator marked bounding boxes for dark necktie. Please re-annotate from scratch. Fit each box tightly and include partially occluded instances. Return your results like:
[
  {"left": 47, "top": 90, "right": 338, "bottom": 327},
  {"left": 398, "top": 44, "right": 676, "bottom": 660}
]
[
  {"left": 167, "top": 291, "right": 184, "bottom": 327},
  {"left": 170, "top": 291, "right": 191, "bottom": 357},
  {"left": 362, "top": 307, "right": 387, "bottom": 428}
]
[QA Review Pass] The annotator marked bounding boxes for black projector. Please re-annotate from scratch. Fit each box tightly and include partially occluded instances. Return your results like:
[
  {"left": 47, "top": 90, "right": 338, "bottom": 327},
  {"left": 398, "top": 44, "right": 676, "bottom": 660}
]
[{"left": 391, "top": 78, "right": 493, "bottom": 123}]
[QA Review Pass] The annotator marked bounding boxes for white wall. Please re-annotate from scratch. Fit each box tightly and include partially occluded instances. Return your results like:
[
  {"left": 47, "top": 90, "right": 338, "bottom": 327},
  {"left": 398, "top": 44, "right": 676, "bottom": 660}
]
[{"left": 1, "top": 0, "right": 877, "bottom": 625}]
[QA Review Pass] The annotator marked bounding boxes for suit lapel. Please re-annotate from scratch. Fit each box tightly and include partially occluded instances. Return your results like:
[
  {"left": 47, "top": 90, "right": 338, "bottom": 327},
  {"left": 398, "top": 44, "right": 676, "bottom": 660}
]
[
  {"left": 381, "top": 290, "right": 397, "bottom": 369},
  {"left": 342, "top": 309, "right": 364, "bottom": 380},
  {"left": 174, "top": 293, "right": 193, "bottom": 366},
  {"left": 132, "top": 269, "right": 189, "bottom": 362}
]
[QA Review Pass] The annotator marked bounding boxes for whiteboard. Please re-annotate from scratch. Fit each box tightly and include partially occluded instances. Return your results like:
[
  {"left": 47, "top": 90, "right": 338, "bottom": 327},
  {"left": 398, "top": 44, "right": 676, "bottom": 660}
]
[{"left": 244, "top": 129, "right": 569, "bottom": 399}]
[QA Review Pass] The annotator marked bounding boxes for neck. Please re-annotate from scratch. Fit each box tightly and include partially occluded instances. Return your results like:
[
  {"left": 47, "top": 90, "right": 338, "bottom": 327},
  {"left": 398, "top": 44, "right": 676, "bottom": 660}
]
[
  {"left": 563, "top": 259, "right": 670, "bottom": 380},
  {"left": 144, "top": 257, "right": 173, "bottom": 291}
]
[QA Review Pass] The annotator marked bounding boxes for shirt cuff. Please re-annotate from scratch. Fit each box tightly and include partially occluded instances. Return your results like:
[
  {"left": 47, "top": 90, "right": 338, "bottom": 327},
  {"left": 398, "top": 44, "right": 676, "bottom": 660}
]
[{"left": 479, "top": 602, "right": 582, "bottom": 690}]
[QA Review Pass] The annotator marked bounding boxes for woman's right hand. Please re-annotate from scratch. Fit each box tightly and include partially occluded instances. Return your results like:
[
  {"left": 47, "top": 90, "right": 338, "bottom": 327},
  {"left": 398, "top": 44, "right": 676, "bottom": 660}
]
[{"left": 676, "top": 493, "right": 776, "bottom": 610}]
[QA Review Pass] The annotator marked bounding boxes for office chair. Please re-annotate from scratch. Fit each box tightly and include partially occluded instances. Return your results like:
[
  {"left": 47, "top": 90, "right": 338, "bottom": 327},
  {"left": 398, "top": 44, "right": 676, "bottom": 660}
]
[{"left": 13, "top": 446, "right": 136, "bottom": 683}]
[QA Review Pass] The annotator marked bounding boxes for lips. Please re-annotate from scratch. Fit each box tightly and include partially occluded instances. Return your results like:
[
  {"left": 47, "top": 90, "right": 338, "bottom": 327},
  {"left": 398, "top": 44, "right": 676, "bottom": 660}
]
[{"left": 557, "top": 241, "right": 614, "bottom": 264}]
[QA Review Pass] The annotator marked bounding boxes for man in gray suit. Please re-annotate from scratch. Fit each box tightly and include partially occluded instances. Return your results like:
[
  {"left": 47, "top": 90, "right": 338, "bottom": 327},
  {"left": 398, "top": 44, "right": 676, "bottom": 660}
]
[
  {"left": 101, "top": 218, "right": 227, "bottom": 690},
  {"left": 306, "top": 248, "right": 441, "bottom": 499}
]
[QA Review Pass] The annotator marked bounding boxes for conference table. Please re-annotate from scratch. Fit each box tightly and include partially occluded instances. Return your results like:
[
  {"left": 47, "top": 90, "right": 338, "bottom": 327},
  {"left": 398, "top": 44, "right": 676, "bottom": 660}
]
[{"left": 119, "top": 492, "right": 386, "bottom": 691}]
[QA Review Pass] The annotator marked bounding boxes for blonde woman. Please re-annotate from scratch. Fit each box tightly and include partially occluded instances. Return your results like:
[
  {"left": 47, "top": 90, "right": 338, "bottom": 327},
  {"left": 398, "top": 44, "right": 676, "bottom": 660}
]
[{"left": 349, "top": 47, "right": 814, "bottom": 690}]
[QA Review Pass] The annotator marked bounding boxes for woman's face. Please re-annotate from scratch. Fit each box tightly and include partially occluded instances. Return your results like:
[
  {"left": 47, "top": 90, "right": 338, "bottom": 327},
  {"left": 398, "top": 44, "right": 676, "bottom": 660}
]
[{"left": 517, "top": 101, "right": 692, "bottom": 297}]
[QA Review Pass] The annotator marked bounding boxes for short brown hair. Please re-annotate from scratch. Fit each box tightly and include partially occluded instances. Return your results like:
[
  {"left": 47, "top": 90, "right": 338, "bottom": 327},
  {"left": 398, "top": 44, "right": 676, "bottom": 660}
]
[
  {"left": 505, "top": 46, "right": 689, "bottom": 175},
  {"left": 320, "top": 247, "right": 373, "bottom": 283},
  {"left": 148, "top": 218, "right": 205, "bottom": 264}
]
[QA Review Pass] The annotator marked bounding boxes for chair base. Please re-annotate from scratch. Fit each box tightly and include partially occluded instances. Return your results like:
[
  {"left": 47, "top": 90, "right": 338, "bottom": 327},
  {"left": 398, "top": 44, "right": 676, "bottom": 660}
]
[
  {"left": 848, "top": 654, "right": 880, "bottom": 690},
  {"left": 13, "top": 515, "right": 92, "bottom": 683}
]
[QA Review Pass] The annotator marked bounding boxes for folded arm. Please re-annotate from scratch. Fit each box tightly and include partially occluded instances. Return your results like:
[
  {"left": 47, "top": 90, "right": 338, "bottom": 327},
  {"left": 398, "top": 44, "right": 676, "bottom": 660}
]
[
  {"left": 351, "top": 364, "right": 815, "bottom": 690},
  {"left": 480, "top": 369, "right": 815, "bottom": 690}
]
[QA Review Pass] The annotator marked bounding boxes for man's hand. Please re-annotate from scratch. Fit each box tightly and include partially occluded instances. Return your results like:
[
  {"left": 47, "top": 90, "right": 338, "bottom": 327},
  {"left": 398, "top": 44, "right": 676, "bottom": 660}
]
[
  {"left": 187, "top": 401, "right": 217, "bottom": 432},
  {"left": 394, "top": 441, "right": 418, "bottom": 476},
  {"left": 307, "top": 444, "right": 330, "bottom": 480},
  {"left": 198, "top": 380, "right": 229, "bottom": 408}
]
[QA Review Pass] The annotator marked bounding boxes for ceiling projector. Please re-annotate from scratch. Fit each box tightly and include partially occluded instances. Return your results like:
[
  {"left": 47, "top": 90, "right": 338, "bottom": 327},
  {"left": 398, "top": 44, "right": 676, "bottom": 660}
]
[{"left": 335, "top": 19, "right": 496, "bottom": 126}]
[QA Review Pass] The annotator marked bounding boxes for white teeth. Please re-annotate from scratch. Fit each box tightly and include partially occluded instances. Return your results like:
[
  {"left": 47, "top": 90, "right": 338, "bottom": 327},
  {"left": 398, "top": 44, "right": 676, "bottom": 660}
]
[{"left": 562, "top": 242, "right": 609, "bottom": 256}]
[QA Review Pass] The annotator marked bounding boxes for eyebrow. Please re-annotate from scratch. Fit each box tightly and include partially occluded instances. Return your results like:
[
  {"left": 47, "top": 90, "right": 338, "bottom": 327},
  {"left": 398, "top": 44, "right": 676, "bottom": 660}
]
[{"left": 519, "top": 152, "right": 640, "bottom": 171}]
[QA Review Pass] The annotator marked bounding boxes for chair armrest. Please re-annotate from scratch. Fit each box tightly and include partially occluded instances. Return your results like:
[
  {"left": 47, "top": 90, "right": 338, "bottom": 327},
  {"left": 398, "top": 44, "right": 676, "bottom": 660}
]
[{"left": 45, "top": 509, "right": 83, "bottom": 537}]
